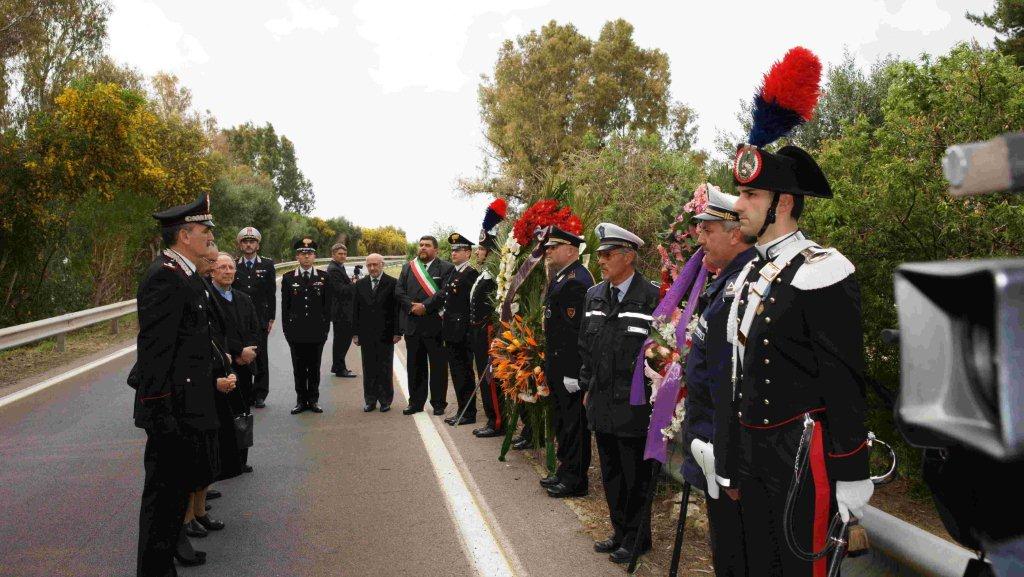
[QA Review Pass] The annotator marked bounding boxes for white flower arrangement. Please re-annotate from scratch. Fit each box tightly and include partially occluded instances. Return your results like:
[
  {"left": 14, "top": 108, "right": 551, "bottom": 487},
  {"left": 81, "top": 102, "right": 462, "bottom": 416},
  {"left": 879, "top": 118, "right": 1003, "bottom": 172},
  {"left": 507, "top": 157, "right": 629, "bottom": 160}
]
[{"left": 494, "top": 235, "right": 521, "bottom": 314}]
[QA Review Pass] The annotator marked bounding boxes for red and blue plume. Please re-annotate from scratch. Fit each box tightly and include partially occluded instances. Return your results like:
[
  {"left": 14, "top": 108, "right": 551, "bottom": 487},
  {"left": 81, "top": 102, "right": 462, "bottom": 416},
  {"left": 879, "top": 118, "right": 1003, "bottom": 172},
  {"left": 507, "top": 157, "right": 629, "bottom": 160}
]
[
  {"left": 482, "top": 198, "right": 507, "bottom": 233},
  {"left": 748, "top": 47, "right": 822, "bottom": 148}
]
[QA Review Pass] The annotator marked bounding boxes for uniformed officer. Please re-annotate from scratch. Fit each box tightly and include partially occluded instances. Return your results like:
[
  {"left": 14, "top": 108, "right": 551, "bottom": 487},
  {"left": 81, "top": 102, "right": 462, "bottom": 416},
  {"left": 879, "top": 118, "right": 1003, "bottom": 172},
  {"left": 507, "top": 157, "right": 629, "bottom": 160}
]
[
  {"left": 578, "top": 223, "right": 660, "bottom": 564},
  {"left": 441, "top": 232, "right": 480, "bottom": 426},
  {"left": 233, "top": 227, "right": 276, "bottom": 408},
  {"left": 470, "top": 224, "right": 502, "bottom": 438},
  {"left": 540, "top": 227, "right": 595, "bottom": 498},
  {"left": 282, "top": 237, "right": 332, "bottom": 414},
  {"left": 681, "top": 184, "right": 755, "bottom": 576},
  {"left": 133, "top": 194, "right": 221, "bottom": 576},
  {"left": 726, "top": 141, "right": 873, "bottom": 576}
]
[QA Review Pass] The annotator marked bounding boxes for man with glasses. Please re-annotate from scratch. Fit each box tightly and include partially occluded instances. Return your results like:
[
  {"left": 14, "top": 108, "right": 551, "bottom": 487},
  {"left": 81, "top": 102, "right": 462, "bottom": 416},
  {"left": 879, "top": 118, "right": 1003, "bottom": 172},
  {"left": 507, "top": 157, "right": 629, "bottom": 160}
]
[
  {"left": 578, "top": 223, "right": 660, "bottom": 565},
  {"left": 684, "top": 185, "right": 756, "bottom": 576}
]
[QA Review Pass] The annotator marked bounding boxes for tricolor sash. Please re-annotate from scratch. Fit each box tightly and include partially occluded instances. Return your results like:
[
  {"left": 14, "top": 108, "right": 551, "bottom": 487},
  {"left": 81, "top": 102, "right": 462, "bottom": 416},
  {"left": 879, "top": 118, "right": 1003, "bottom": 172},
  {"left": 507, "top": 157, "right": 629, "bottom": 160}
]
[{"left": 410, "top": 259, "right": 439, "bottom": 297}]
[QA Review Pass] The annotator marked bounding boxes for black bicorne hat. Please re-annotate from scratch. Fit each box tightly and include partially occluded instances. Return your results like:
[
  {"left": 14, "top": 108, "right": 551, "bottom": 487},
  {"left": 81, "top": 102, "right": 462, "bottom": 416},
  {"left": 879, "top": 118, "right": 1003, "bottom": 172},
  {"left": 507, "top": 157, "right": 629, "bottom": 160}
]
[{"left": 733, "top": 144, "right": 832, "bottom": 198}]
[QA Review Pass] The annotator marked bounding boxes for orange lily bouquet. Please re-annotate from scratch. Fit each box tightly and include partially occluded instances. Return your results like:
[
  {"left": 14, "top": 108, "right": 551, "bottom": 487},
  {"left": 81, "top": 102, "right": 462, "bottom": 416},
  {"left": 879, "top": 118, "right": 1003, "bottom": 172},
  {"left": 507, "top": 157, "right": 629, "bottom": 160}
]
[{"left": 489, "top": 315, "right": 549, "bottom": 403}]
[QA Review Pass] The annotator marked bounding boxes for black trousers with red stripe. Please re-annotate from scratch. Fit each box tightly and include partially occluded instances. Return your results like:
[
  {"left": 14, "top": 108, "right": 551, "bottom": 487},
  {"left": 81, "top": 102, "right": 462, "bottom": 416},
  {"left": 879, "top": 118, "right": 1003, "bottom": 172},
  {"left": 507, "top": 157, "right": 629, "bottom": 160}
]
[
  {"left": 737, "top": 420, "right": 837, "bottom": 577},
  {"left": 471, "top": 325, "right": 502, "bottom": 430}
]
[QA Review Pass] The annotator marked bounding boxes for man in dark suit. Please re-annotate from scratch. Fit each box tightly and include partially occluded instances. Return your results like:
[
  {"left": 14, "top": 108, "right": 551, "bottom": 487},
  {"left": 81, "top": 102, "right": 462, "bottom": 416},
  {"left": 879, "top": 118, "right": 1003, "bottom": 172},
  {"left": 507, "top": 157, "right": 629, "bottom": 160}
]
[
  {"left": 281, "top": 237, "right": 332, "bottom": 414},
  {"left": 233, "top": 227, "right": 276, "bottom": 408},
  {"left": 134, "top": 194, "right": 221, "bottom": 576},
  {"left": 540, "top": 227, "right": 596, "bottom": 499},
  {"left": 327, "top": 242, "right": 357, "bottom": 378},
  {"left": 440, "top": 232, "right": 480, "bottom": 426},
  {"left": 352, "top": 253, "right": 402, "bottom": 412},
  {"left": 395, "top": 235, "right": 455, "bottom": 415},
  {"left": 208, "top": 252, "right": 261, "bottom": 471}
]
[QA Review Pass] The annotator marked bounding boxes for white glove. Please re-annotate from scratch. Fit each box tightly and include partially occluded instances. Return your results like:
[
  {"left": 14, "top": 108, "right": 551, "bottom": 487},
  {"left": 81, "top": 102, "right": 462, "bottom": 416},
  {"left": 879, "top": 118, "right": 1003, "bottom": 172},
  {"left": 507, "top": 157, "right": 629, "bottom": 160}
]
[
  {"left": 690, "top": 439, "right": 718, "bottom": 500},
  {"left": 563, "top": 377, "right": 580, "bottom": 394},
  {"left": 835, "top": 479, "right": 874, "bottom": 522}
]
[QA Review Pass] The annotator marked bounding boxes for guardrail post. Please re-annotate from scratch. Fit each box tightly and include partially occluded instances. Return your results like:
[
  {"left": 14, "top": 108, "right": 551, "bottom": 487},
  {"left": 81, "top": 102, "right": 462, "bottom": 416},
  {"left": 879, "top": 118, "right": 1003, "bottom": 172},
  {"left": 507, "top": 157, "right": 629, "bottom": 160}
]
[
  {"left": 55, "top": 333, "right": 66, "bottom": 353},
  {"left": 110, "top": 318, "right": 119, "bottom": 335}
]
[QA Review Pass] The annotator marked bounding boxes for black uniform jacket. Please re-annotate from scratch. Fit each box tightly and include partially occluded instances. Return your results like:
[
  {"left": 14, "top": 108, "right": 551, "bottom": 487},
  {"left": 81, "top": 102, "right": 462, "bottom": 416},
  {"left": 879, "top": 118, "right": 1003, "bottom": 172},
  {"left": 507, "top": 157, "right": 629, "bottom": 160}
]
[
  {"left": 352, "top": 274, "right": 402, "bottom": 343},
  {"left": 233, "top": 255, "right": 277, "bottom": 326},
  {"left": 544, "top": 261, "right": 594, "bottom": 388},
  {"left": 441, "top": 264, "right": 480, "bottom": 343},
  {"left": 681, "top": 247, "right": 756, "bottom": 490},
  {"left": 133, "top": 252, "right": 218, "bottom": 433},
  {"left": 395, "top": 259, "right": 455, "bottom": 337},
  {"left": 326, "top": 261, "right": 354, "bottom": 323},
  {"left": 469, "top": 272, "right": 497, "bottom": 328},
  {"left": 281, "top": 267, "right": 332, "bottom": 344},
  {"left": 578, "top": 270, "right": 660, "bottom": 437},
  {"left": 732, "top": 244, "right": 869, "bottom": 481},
  {"left": 207, "top": 282, "right": 260, "bottom": 363}
]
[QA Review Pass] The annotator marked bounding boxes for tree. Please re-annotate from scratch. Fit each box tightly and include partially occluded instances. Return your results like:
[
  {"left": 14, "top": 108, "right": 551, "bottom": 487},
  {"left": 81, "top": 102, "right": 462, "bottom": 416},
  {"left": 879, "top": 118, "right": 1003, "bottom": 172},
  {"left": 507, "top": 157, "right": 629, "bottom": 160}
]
[
  {"left": 358, "top": 225, "right": 408, "bottom": 256},
  {"left": 968, "top": 0, "right": 1024, "bottom": 65},
  {"left": 222, "top": 122, "right": 316, "bottom": 214},
  {"left": 562, "top": 131, "right": 705, "bottom": 272},
  {"left": 474, "top": 19, "right": 671, "bottom": 203}
]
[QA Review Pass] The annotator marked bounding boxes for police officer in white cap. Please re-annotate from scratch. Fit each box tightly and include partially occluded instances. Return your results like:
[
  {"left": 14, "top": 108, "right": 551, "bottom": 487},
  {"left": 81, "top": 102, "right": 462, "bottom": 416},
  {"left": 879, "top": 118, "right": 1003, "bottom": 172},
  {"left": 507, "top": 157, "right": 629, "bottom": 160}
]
[
  {"left": 233, "top": 227, "right": 276, "bottom": 408},
  {"left": 578, "top": 222, "right": 660, "bottom": 564}
]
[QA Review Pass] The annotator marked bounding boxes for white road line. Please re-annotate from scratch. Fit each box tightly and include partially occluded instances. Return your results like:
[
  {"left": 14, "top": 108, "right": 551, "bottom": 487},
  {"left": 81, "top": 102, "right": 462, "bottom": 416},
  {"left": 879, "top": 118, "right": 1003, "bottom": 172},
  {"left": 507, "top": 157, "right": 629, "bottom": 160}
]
[
  {"left": 393, "top": 354, "right": 518, "bottom": 577},
  {"left": 0, "top": 345, "right": 136, "bottom": 409}
]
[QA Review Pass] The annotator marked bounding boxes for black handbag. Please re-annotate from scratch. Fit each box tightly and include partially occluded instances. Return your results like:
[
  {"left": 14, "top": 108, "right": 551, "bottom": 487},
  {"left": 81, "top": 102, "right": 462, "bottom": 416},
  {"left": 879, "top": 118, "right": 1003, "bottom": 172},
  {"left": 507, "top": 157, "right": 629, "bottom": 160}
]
[{"left": 212, "top": 339, "right": 254, "bottom": 449}]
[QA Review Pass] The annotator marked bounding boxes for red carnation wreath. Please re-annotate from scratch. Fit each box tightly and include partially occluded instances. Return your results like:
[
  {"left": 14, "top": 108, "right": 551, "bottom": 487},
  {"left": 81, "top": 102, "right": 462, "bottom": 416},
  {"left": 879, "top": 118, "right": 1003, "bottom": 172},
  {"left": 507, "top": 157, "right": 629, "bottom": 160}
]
[{"left": 512, "top": 200, "right": 583, "bottom": 246}]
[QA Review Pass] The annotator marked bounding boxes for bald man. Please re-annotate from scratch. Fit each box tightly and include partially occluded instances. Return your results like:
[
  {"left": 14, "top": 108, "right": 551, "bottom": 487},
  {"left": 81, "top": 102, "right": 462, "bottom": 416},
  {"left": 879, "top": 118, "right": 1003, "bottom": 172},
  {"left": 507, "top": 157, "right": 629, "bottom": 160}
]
[{"left": 352, "top": 254, "right": 402, "bottom": 412}]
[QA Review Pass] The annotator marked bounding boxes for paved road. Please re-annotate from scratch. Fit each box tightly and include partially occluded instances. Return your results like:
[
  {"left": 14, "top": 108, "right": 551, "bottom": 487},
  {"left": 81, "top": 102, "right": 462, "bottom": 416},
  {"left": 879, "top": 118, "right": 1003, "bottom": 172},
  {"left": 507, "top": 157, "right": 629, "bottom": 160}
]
[{"left": 0, "top": 317, "right": 624, "bottom": 577}]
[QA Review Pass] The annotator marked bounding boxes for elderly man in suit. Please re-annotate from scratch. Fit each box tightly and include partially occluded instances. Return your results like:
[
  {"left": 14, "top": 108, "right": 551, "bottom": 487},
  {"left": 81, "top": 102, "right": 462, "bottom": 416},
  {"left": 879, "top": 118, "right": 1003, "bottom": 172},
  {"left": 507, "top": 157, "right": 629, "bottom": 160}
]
[
  {"left": 352, "top": 253, "right": 402, "bottom": 412},
  {"left": 395, "top": 236, "right": 455, "bottom": 415}
]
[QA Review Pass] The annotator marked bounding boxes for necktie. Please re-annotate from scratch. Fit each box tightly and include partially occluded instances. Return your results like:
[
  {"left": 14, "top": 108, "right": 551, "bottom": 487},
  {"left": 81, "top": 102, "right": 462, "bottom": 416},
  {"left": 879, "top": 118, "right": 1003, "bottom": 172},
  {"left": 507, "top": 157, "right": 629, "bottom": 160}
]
[
  {"left": 611, "top": 286, "right": 621, "bottom": 303},
  {"left": 247, "top": 260, "right": 254, "bottom": 271},
  {"left": 303, "top": 271, "right": 310, "bottom": 281},
  {"left": 372, "top": 277, "right": 379, "bottom": 291}
]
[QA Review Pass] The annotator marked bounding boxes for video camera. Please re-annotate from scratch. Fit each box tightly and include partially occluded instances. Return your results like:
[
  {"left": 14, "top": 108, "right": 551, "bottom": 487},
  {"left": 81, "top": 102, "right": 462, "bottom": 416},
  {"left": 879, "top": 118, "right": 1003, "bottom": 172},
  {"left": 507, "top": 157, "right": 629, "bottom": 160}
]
[{"left": 892, "top": 133, "right": 1024, "bottom": 576}]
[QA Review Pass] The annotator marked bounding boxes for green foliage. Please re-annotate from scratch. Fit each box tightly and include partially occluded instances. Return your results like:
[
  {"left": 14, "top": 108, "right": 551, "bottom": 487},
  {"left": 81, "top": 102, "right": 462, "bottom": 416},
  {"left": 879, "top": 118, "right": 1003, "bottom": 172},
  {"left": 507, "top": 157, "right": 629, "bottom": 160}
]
[
  {"left": 802, "top": 44, "right": 1024, "bottom": 479},
  {"left": 562, "top": 131, "right": 705, "bottom": 274},
  {"left": 968, "top": 0, "right": 1024, "bottom": 66},
  {"left": 222, "top": 122, "right": 315, "bottom": 214},
  {"left": 475, "top": 19, "right": 671, "bottom": 203},
  {"left": 359, "top": 225, "right": 409, "bottom": 256}
]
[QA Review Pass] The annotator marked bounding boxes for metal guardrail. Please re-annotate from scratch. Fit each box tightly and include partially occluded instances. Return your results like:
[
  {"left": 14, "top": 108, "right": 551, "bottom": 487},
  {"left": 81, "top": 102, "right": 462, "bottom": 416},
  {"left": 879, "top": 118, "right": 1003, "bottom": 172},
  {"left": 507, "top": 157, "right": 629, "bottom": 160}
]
[
  {"left": 661, "top": 440, "right": 977, "bottom": 576},
  {"left": 0, "top": 256, "right": 405, "bottom": 352}
]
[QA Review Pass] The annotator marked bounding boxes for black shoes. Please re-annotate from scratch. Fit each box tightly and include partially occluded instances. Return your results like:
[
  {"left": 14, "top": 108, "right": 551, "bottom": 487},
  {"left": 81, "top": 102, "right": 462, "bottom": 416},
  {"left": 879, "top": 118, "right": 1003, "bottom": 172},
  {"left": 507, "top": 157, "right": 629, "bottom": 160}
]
[
  {"left": 444, "top": 415, "right": 457, "bottom": 425},
  {"left": 539, "top": 475, "right": 560, "bottom": 488},
  {"left": 379, "top": 404, "right": 391, "bottom": 412},
  {"left": 452, "top": 416, "right": 476, "bottom": 426},
  {"left": 511, "top": 437, "right": 535, "bottom": 450},
  {"left": 291, "top": 404, "right": 306, "bottom": 415},
  {"left": 363, "top": 404, "right": 376, "bottom": 412},
  {"left": 545, "top": 482, "right": 588, "bottom": 498},
  {"left": 402, "top": 406, "right": 422, "bottom": 415},
  {"left": 242, "top": 465, "right": 254, "bottom": 473},
  {"left": 253, "top": 399, "right": 266, "bottom": 409},
  {"left": 609, "top": 546, "right": 648, "bottom": 564},
  {"left": 185, "top": 520, "right": 208, "bottom": 538},
  {"left": 194, "top": 515, "right": 225, "bottom": 531},
  {"left": 473, "top": 426, "right": 502, "bottom": 438},
  {"left": 206, "top": 489, "right": 221, "bottom": 500},
  {"left": 593, "top": 537, "right": 620, "bottom": 553},
  {"left": 336, "top": 370, "right": 356, "bottom": 378},
  {"left": 175, "top": 530, "right": 206, "bottom": 566},
  {"left": 308, "top": 403, "right": 324, "bottom": 413},
  {"left": 432, "top": 408, "right": 446, "bottom": 416}
]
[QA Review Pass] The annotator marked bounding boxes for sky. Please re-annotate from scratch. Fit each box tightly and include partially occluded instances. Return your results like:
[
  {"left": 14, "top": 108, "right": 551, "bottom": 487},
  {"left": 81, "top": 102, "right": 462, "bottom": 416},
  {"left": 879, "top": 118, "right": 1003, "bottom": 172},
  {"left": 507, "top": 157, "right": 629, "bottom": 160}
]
[{"left": 105, "top": 0, "right": 997, "bottom": 240}]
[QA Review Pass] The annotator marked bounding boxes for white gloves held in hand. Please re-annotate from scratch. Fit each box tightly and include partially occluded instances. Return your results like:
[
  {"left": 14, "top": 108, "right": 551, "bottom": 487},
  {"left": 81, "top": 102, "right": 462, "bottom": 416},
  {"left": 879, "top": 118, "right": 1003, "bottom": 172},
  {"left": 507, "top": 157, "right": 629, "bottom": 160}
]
[
  {"left": 563, "top": 377, "right": 580, "bottom": 394},
  {"left": 835, "top": 479, "right": 874, "bottom": 522}
]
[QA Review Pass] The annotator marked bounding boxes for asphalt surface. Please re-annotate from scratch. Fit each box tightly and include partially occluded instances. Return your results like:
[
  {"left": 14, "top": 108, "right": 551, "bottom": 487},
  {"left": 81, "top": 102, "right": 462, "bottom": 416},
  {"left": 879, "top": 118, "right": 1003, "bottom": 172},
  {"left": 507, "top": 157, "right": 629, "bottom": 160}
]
[{"left": 0, "top": 316, "right": 624, "bottom": 577}]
